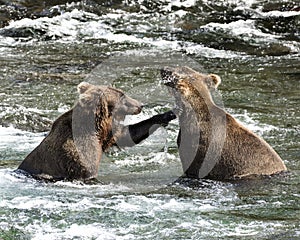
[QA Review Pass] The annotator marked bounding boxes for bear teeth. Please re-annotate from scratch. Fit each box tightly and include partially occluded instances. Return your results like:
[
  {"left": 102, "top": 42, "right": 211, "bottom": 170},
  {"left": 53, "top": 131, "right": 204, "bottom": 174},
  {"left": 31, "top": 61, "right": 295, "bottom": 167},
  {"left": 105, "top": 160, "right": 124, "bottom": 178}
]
[{"left": 160, "top": 68, "right": 178, "bottom": 87}]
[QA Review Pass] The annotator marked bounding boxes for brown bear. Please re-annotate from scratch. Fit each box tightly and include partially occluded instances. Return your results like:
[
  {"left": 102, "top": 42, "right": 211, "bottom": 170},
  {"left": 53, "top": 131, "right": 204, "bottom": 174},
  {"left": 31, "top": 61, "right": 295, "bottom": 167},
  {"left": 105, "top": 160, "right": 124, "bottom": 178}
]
[
  {"left": 161, "top": 66, "right": 287, "bottom": 180},
  {"left": 18, "top": 82, "right": 176, "bottom": 181}
]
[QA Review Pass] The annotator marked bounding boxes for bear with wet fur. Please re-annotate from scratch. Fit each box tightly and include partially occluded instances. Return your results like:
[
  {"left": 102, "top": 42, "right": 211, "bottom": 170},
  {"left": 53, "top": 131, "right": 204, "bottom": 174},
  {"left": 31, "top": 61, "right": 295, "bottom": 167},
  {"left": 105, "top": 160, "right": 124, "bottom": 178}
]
[
  {"left": 162, "top": 66, "right": 287, "bottom": 180},
  {"left": 18, "top": 82, "right": 176, "bottom": 181}
]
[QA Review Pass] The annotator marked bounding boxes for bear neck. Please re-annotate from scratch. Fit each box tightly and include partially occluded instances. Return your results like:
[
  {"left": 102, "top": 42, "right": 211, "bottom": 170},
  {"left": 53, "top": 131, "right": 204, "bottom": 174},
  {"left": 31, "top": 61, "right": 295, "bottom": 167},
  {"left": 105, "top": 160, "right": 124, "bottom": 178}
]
[
  {"left": 94, "top": 108, "right": 113, "bottom": 150},
  {"left": 178, "top": 92, "right": 227, "bottom": 179},
  {"left": 72, "top": 104, "right": 97, "bottom": 136},
  {"left": 179, "top": 90, "right": 224, "bottom": 149},
  {"left": 185, "top": 89, "right": 215, "bottom": 121},
  {"left": 95, "top": 106, "right": 126, "bottom": 151}
]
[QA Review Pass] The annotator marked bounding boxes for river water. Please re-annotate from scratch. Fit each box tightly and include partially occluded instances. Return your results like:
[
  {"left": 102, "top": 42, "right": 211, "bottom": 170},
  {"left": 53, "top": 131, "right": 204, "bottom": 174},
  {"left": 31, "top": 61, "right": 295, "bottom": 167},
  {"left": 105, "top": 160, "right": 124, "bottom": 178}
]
[{"left": 0, "top": 0, "right": 299, "bottom": 239}]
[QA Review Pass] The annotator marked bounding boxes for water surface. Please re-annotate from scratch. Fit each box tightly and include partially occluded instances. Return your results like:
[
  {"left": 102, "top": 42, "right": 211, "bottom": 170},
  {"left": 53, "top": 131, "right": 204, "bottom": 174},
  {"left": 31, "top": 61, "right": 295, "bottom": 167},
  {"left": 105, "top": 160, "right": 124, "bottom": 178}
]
[{"left": 0, "top": 0, "right": 299, "bottom": 239}]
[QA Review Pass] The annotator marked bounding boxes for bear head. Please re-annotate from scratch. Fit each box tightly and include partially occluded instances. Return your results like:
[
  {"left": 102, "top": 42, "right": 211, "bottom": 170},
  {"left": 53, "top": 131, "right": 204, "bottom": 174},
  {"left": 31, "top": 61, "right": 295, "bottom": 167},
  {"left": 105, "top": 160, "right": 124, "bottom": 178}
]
[
  {"left": 161, "top": 66, "right": 221, "bottom": 115},
  {"left": 77, "top": 82, "right": 143, "bottom": 120},
  {"left": 73, "top": 82, "right": 143, "bottom": 150}
]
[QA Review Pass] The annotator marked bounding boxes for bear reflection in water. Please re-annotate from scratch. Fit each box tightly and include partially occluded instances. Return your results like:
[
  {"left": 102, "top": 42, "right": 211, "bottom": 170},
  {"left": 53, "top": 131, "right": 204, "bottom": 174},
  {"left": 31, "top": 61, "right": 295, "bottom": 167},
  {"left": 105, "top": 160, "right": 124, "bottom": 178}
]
[{"left": 17, "top": 82, "right": 176, "bottom": 181}]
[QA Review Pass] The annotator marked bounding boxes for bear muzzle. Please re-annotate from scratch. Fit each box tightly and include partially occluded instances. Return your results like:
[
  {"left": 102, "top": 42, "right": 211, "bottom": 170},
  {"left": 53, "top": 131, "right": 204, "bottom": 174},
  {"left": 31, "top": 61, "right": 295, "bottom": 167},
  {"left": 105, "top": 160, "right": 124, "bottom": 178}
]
[{"left": 160, "top": 67, "right": 179, "bottom": 88}]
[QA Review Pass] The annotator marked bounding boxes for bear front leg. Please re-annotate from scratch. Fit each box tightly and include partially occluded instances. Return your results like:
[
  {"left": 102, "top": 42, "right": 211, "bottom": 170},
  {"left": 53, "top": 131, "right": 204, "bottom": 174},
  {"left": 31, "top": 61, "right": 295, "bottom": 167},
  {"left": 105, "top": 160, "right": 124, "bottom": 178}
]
[{"left": 117, "top": 110, "right": 176, "bottom": 147}]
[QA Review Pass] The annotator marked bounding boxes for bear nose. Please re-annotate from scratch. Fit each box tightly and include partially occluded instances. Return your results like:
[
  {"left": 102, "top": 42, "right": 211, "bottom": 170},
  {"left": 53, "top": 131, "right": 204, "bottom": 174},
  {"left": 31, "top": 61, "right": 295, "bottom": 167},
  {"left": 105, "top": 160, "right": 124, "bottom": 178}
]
[
  {"left": 137, "top": 104, "right": 144, "bottom": 113},
  {"left": 161, "top": 67, "right": 177, "bottom": 87},
  {"left": 160, "top": 67, "right": 173, "bottom": 78}
]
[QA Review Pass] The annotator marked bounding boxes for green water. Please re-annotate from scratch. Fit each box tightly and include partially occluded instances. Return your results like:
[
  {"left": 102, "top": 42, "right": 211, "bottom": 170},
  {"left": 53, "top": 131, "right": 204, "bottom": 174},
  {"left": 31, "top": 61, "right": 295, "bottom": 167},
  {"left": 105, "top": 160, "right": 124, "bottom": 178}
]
[{"left": 0, "top": 0, "right": 299, "bottom": 239}]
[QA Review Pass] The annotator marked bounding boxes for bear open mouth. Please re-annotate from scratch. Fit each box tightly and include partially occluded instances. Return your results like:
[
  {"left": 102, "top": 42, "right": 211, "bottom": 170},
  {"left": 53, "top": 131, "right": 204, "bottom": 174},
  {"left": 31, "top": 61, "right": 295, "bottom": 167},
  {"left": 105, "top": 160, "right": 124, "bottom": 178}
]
[
  {"left": 161, "top": 67, "right": 185, "bottom": 116},
  {"left": 160, "top": 67, "right": 178, "bottom": 88},
  {"left": 133, "top": 105, "right": 143, "bottom": 115}
]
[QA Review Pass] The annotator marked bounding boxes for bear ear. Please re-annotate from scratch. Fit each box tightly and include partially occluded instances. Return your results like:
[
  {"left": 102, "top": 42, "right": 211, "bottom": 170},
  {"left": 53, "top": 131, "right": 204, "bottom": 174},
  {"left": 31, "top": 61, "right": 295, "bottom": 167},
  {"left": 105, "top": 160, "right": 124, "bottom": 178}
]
[
  {"left": 77, "top": 82, "right": 92, "bottom": 94},
  {"left": 208, "top": 74, "right": 221, "bottom": 89}
]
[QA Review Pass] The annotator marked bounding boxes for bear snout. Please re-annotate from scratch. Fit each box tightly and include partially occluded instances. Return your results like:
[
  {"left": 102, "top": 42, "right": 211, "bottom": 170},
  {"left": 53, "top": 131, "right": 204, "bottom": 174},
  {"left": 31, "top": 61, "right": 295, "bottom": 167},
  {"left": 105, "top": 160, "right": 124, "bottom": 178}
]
[
  {"left": 127, "top": 101, "right": 143, "bottom": 115},
  {"left": 161, "top": 67, "right": 178, "bottom": 87},
  {"left": 134, "top": 104, "right": 143, "bottom": 114}
]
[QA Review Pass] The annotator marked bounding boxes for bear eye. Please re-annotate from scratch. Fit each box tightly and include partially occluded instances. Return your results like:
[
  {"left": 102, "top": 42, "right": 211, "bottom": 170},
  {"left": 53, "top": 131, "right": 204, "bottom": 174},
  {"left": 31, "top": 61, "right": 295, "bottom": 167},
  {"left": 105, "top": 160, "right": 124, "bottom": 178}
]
[
  {"left": 108, "top": 104, "right": 114, "bottom": 113},
  {"left": 107, "top": 99, "right": 115, "bottom": 113},
  {"left": 119, "top": 93, "right": 126, "bottom": 102}
]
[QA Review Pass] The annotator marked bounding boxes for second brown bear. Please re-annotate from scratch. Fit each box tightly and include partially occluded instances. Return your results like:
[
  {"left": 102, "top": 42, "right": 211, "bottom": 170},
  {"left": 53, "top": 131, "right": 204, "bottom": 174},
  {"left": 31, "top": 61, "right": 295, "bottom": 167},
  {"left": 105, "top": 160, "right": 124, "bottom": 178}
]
[
  {"left": 162, "top": 66, "right": 287, "bottom": 180},
  {"left": 18, "top": 82, "right": 176, "bottom": 181}
]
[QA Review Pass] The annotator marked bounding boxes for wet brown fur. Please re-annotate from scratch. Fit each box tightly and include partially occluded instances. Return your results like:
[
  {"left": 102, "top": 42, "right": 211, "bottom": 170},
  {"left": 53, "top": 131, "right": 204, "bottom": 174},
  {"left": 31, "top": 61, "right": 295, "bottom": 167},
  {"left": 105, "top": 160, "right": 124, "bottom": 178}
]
[
  {"left": 163, "top": 66, "right": 287, "bottom": 180},
  {"left": 18, "top": 83, "right": 142, "bottom": 181}
]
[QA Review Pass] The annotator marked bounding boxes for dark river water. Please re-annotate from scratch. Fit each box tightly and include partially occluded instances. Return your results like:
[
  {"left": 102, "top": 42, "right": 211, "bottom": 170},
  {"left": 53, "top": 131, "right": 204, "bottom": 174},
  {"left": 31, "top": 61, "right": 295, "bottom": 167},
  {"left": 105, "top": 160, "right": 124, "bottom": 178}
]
[{"left": 0, "top": 0, "right": 299, "bottom": 239}]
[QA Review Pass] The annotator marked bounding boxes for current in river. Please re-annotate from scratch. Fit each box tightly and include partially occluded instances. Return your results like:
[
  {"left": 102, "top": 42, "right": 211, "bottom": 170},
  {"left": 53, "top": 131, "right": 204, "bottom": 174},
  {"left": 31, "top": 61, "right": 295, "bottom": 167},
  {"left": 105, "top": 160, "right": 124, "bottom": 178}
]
[{"left": 0, "top": 0, "right": 299, "bottom": 239}]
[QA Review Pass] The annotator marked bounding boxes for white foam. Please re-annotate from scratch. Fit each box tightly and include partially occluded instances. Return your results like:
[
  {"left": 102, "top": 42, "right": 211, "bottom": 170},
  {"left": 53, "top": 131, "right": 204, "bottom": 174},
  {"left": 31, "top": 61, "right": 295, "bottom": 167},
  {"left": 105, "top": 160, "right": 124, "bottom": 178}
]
[
  {"left": 259, "top": 10, "right": 300, "bottom": 18},
  {"left": 57, "top": 104, "right": 70, "bottom": 113},
  {"left": 163, "top": 0, "right": 197, "bottom": 12},
  {"left": 228, "top": 109, "right": 278, "bottom": 135},
  {"left": 0, "top": 196, "right": 64, "bottom": 210},
  {"left": 7, "top": 9, "right": 100, "bottom": 29},
  {"left": 113, "top": 151, "right": 176, "bottom": 168},
  {"left": 0, "top": 179, "right": 288, "bottom": 239},
  {"left": 4, "top": 9, "right": 106, "bottom": 42},
  {"left": 158, "top": 198, "right": 191, "bottom": 211},
  {"left": 28, "top": 222, "right": 118, "bottom": 240},
  {"left": 0, "top": 126, "right": 44, "bottom": 151},
  {"left": 0, "top": 6, "right": 246, "bottom": 58},
  {"left": 6, "top": 5, "right": 290, "bottom": 61},
  {"left": 202, "top": 0, "right": 257, "bottom": 7},
  {"left": 184, "top": 42, "right": 244, "bottom": 58},
  {"left": 113, "top": 199, "right": 141, "bottom": 212},
  {"left": 203, "top": 20, "right": 279, "bottom": 42},
  {"left": 1, "top": 8, "right": 175, "bottom": 48},
  {"left": 64, "top": 224, "right": 117, "bottom": 240},
  {"left": 0, "top": 35, "right": 18, "bottom": 48},
  {"left": 0, "top": 169, "right": 34, "bottom": 186}
]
